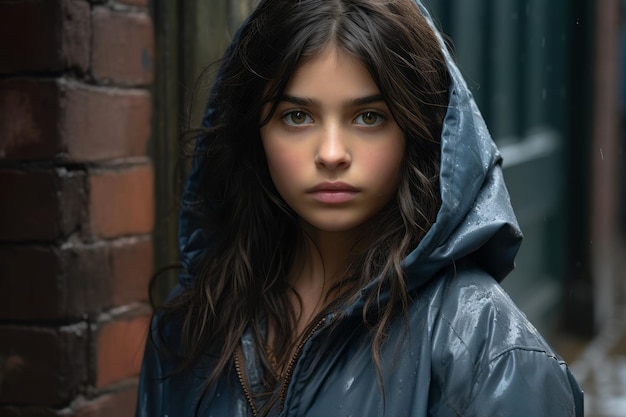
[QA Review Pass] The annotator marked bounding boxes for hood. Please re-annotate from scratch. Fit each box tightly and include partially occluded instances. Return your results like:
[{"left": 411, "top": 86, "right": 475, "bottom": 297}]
[
  {"left": 401, "top": 2, "right": 522, "bottom": 285},
  {"left": 176, "top": 0, "right": 523, "bottom": 297}
]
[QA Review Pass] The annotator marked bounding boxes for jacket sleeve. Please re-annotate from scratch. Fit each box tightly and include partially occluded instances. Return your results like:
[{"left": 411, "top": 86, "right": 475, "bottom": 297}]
[{"left": 461, "top": 348, "right": 583, "bottom": 417}]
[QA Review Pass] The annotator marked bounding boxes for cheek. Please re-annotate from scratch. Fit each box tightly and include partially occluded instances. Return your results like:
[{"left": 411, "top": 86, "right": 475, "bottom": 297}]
[
  {"left": 262, "top": 141, "right": 304, "bottom": 195},
  {"left": 265, "top": 147, "right": 290, "bottom": 178},
  {"left": 367, "top": 142, "right": 405, "bottom": 187}
]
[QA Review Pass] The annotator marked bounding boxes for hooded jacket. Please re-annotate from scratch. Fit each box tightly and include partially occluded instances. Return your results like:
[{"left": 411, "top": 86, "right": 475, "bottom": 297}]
[{"left": 137, "top": 1, "right": 584, "bottom": 415}]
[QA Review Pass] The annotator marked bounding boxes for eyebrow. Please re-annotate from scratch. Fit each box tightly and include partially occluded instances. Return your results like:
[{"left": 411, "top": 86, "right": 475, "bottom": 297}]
[{"left": 279, "top": 94, "right": 385, "bottom": 107}]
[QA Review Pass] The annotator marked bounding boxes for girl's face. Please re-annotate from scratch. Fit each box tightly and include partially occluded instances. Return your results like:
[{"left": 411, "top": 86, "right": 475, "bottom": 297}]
[{"left": 260, "top": 46, "right": 405, "bottom": 237}]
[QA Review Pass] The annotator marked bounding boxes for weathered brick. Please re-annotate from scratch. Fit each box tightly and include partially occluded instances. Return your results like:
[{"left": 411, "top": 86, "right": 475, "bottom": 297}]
[
  {"left": 0, "top": 245, "right": 107, "bottom": 320},
  {"left": 110, "top": 237, "right": 153, "bottom": 306},
  {"left": 0, "top": 170, "right": 58, "bottom": 240},
  {"left": 72, "top": 383, "right": 138, "bottom": 417},
  {"left": 89, "top": 163, "right": 154, "bottom": 238},
  {"left": 92, "top": 8, "right": 154, "bottom": 85},
  {"left": 0, "top": 168, "right": 86, "bottom": 241},
  {"left": 0, "top": 79, "right": 151, "bottom": 161},
  {"left": 0, "top": 1, "right": 153, "bottom": 416},
  {"left": 61, "top": 82, "right": 152, "bottom": 161},
  {"left": 0, "top": 324, "right": 88, "bottom": 406},
  {"left": 0, "top": 0, "right": 90, "bottom": 74},
  {"left": 0, "top": 79, "right": 61, "bottom": 160},
  {"left": 0, "top": 246, "right": 65, "bottom": 320},
  {"left": 0, "top": 238, "right": 152, "bottom": 321},
  {"left": 94, "top": 314, "right": 150, "bottom": 388}
]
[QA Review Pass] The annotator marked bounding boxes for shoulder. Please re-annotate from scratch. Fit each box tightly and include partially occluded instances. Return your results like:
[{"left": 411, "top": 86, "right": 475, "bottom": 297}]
[
  {"left": 431, "top": 264, "right": 553, "bottom": 358},
  {"left": 425, "top": 265, "right": 583, "bottom": 416}
]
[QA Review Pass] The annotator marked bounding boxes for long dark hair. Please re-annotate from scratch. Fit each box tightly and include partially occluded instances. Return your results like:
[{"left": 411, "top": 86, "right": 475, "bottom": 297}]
[{"left": 159, "top": 0, "right": 449, "bottom": 410}]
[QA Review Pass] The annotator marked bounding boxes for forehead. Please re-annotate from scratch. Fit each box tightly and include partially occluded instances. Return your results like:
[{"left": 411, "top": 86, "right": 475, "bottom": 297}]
[{"left": 283, "top": 46, "right": 380, "bottom": 101}]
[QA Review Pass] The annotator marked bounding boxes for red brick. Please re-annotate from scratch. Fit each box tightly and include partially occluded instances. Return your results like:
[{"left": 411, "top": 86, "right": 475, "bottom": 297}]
[
  {"left": 0, "top": 324, "right": 88, "bottom": 406},
  {"left": 95, "top": 314, "right": 150, "bottom": 388},
  {"left": 0, "top": 170, "right": 58, "bottom": 240},
  {"left": 92, "top": 8, "right": 154, "bottom": 85},
  {"left": 0, "top": 79, "right": 61, "bottom": 159},
  {"left": 89, "top": 163, "right": 154, "bottom": 238},
  {"left": 0, "top": 246, "right": 65, "bottom": 320},
  {"left": 72, "top": 383, "right": 138, "bottom": 417},
  {"left": 0, "top": 79, "right": 151, "bottom": 161},
  {"left": 0, "top": 245, "right": 110, "bottom": 320},
  {"left": 0, "top": 238, "right": 153, "bottom": 320},
  {"left": 0, "top": 0, "right": 90, "bottom": 74},
  {"left": 61, "top": 82, "right": 152, "bottom": 161},
  {"left": 0, "top": 168, "right": 86, "bottom": 241},
  {"left": 110, "top": 237, "right": 153, "bottom": 306}
]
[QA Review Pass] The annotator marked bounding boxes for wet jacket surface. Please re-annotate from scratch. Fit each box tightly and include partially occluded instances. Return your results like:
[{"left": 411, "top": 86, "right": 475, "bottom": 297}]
[{"left": 136, "top": 1, "right": 584, "bottom": 415}]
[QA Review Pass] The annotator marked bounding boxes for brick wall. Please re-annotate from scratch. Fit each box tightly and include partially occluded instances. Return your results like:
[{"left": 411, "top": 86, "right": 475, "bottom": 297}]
[{"left": 0, "top": 0, "right": 154, "bottom": 415}]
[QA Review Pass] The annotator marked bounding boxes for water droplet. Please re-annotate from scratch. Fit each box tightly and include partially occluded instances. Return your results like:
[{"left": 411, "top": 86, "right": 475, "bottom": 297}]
[{"left": 344, "top": 376, "right": 355, "bottom": 391}]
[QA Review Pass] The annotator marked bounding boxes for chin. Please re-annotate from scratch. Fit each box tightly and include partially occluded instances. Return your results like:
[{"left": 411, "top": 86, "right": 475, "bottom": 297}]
[{"left": 301, "top": 217, "right": 376, "bottom": 236}]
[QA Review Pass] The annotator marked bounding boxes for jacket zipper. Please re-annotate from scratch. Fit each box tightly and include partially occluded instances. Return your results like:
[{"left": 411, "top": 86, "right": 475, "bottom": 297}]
[
  {"left": 234, "top": 346, "right": 259, "bottom": 417},
  {"left": 278, "top": 316, "right": 327, "bottom": 412},
  {"left": 234, "top": 316, "right": 327, "bottom": 416}
]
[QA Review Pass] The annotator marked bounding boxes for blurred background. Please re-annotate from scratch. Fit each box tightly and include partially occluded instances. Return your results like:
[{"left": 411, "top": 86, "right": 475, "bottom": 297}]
[{"left": 0, "top": 0, "right": 624, "bottom": 416}]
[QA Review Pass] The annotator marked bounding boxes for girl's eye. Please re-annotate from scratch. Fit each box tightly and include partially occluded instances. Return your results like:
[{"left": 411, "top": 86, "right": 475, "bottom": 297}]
[
  {"left": 355, "top": 111, "right": 384, "bottom": 127},
  {"left": 283, "top": 110, "right": 312, "bottom": 126}
]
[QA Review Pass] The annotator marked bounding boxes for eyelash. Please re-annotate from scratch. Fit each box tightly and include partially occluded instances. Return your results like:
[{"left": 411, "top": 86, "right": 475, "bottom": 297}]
[{"left": 280, "top": 110, "right": 387, "bottom": 128}]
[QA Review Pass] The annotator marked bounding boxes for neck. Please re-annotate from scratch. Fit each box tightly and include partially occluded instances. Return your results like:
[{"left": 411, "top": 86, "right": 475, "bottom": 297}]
[
  {"left": 297, "top": 226, "right": 366, "bottom": 286},
  {"left": 285, "top": 226, "right": 367, "bottom": 328},
  {"left": 267, "top": 226, "right": 370, "bottom": 366}
]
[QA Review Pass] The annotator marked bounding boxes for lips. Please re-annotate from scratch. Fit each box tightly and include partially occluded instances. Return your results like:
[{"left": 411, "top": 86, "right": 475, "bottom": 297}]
[{"left": 307, "top": 182, "right": 359, "bottom": 204}]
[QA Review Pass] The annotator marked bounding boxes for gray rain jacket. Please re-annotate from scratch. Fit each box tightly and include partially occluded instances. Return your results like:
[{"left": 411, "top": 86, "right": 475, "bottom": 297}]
[{"left": 136, "top": 1, "right": 584, "bottom": 415}]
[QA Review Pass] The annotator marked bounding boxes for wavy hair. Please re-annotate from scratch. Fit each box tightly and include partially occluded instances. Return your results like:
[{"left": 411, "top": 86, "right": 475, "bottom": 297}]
[{"left": 159, "top": 0, "right": 450, "bottom": 413}]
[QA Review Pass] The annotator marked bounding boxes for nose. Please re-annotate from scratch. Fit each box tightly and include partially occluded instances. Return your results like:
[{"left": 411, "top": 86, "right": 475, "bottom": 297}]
[{"left": 315, "top": 125, "right": 351, "bottom": 170}]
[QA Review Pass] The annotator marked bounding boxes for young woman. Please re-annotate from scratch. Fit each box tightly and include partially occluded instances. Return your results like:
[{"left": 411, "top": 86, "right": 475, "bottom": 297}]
[{"left": 137, "top": 0, "right": 584, "bottom": 416}]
